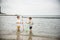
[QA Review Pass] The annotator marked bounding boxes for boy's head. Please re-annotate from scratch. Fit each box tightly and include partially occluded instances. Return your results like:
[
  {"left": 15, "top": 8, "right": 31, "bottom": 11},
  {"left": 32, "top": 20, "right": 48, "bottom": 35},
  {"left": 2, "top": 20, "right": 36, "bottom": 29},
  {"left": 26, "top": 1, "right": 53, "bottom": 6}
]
[
  {"left": 17, "top": 16, "right": 20, "bottom": 19},
  {"left": 29, "top": 17, "right": 32, "bottom": 20}
]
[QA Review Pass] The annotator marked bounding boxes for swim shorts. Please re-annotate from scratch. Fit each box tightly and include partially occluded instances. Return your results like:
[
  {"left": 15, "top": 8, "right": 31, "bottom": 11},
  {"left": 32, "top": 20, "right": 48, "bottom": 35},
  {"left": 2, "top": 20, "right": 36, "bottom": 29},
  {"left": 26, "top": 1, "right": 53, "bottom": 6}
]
[{"left": 29, "top": 26, "right": 32, "bottom": 29}]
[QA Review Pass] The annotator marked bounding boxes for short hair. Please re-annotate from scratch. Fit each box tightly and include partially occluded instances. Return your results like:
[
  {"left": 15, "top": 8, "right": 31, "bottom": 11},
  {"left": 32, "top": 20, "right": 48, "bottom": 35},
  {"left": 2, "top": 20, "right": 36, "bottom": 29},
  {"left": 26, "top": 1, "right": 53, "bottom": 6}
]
[
  {"left": 17, "top": 16, "right": 20, "bottom": 18},
  {"left": 29, "top": 17, "right": 32, "bottom": 20}
]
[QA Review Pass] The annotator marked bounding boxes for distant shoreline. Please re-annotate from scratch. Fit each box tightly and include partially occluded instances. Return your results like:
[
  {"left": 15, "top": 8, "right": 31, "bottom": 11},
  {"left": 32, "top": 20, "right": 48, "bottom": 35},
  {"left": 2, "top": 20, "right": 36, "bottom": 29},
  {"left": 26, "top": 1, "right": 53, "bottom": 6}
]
[
  {"left": 0, "top": 12, "right": 60, "bottom": 19},
  {"left": 0, "top": 15, "right": 60, "bottom": 19},
  {"left": 0, "top": 12, "right": 60, "bottom": 17}
]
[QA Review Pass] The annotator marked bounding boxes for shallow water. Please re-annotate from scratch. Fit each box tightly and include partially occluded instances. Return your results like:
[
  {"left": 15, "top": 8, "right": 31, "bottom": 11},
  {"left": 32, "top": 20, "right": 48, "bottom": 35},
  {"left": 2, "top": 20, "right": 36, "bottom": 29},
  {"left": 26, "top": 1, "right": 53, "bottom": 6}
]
[{"left": 0, "top": 16, "right": 60, "bottom": 37}]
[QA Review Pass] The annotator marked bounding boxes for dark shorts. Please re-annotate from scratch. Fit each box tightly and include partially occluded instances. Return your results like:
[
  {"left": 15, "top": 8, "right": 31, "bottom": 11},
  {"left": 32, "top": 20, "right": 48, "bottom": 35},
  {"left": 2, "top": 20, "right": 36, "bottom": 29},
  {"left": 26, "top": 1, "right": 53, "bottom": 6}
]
[{"left": 29, "top": 26, "right": 32, "bottom": 29}]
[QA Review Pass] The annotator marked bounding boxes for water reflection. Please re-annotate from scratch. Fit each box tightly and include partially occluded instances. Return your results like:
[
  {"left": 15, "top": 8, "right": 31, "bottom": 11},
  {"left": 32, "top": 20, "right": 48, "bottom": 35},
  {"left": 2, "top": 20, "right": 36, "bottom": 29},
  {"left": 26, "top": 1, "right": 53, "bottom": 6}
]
[
  {"left": 16, "top": 29, "right": 20, "bottom": 40},
  {"left": 28, "top": 31, "right": 32, "bottom": 40},
  {"left": 16, "top": 28, "right": 33, "bottom": 40}
]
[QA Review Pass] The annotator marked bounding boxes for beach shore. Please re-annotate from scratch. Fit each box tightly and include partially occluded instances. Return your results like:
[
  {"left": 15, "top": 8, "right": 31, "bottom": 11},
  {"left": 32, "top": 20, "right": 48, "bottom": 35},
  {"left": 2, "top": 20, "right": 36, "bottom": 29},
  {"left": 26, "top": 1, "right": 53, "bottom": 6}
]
[
  {"left": 0, "top": 31, "right": 60, "bottom": 40},
  {"left": 0, "top": 34, "right": 59, "bottom": 40}
]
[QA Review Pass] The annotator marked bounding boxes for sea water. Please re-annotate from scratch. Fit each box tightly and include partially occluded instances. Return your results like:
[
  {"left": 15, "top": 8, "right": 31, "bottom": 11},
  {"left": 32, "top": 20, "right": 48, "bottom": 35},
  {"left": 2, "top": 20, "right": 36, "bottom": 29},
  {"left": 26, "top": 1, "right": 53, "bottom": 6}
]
[{"left": 0, "top": 16, "right": 60, "bottom": 37}]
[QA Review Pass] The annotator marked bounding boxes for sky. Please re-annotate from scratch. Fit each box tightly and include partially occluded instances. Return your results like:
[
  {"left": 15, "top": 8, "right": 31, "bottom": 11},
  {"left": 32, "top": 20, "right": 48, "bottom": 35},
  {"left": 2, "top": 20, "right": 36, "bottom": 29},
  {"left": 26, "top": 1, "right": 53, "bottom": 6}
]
[{"left": 1, "top": 0, "right": 60, "bottom": 15}]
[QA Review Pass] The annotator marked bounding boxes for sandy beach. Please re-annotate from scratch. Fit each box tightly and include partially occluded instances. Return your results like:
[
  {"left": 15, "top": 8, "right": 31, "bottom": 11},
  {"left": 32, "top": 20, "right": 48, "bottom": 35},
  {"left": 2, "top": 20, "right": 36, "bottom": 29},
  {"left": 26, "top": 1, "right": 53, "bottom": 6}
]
[{"left": 0, "top": 34, "right": 59, "bottom": 40}]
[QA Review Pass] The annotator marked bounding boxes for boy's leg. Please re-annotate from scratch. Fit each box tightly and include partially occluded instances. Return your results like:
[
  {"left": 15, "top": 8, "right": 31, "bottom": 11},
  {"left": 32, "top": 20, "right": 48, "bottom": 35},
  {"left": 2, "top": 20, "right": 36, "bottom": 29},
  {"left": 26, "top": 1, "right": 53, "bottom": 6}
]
[{"left": 28, "top": 26, "right": 32, "bottom": 40}]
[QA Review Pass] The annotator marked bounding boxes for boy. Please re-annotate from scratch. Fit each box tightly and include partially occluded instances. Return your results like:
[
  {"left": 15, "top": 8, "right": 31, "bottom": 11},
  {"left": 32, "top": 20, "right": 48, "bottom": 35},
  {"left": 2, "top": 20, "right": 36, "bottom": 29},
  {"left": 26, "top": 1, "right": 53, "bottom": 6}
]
[
  {"left": 27, "top": 17, "right": 33, "bottom": 32},
  {"left": 28, "top": 17, "right": 33, "bottom": 40},
  {"left": 20, "top": 16, "right": 24, "bottom": 32},
  {"left": 29, "top": 17, "right": 33, "bottom": 32},
  {"left": 16, "top": 16, "right": 20, "bottom": 31}
]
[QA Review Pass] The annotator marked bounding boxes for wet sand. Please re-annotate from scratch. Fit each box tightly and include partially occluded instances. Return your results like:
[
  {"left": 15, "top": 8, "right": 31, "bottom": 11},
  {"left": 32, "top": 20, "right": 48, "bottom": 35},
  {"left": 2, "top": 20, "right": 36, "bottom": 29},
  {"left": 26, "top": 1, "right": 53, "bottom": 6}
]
[
  {"left": 0, "top": 31, "right": 60, "bottom": 40},
  {"left": 0, "top": 35, "right": 60, "bottom": 40}
]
